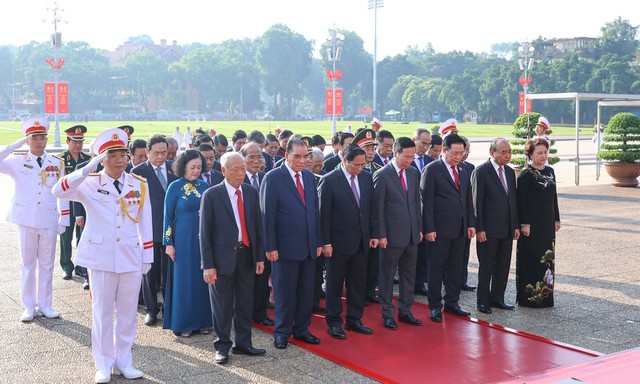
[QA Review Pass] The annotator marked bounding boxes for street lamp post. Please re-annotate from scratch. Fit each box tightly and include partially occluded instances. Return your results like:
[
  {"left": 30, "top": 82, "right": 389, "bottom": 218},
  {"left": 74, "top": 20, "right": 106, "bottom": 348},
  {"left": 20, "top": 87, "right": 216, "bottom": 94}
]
[
  {"left": 518, "top": 41, "right": 535, "bottom": 115},
  {"left": 327, "top": 26, "right": 344, "bottom": 137},
  {"left": 45, "top": 1, "right": 65, "bottom": 147},
  {"left": 368, "top": 0, "right": 383, "bottom": 120}
]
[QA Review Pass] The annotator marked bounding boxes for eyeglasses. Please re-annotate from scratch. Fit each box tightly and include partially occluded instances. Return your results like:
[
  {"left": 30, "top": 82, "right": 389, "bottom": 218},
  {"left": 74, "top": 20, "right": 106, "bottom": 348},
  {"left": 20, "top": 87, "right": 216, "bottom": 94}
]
[{"left": 449, "top": 151, "right": 465, "bottom": 157}]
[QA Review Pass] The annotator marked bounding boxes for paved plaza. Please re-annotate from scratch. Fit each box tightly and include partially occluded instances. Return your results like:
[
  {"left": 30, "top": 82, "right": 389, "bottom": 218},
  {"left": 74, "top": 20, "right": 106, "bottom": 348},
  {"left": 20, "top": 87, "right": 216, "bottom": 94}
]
[{"left": 0, "top": 137, "right": 638, "bottom": 383}]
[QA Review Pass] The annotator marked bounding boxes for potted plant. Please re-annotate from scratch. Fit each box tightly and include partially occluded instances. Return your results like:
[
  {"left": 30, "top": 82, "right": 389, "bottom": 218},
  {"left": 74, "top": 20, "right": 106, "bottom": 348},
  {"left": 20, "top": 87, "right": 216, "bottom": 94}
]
[
  {"left": 598, "top": 112, "right": 640, "bottom": 187},
  {"left": 510, "top": 112, "right": 560, "bottom": 173}
]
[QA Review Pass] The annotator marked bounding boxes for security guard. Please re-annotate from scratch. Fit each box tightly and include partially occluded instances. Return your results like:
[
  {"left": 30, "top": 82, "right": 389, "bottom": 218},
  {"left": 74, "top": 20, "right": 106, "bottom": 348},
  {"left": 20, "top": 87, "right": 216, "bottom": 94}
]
[
  {"left": 56, "top": 125, "right": 91, "bottom": 282},
  {"left": 0, "top": 117, "right": 69, "bottom": 322},
  {"left": 354, "top": 128, "right": 381, "bottom": 175},
  {"left": 52, "top": 128, "right": 153, "bottom": 383}
]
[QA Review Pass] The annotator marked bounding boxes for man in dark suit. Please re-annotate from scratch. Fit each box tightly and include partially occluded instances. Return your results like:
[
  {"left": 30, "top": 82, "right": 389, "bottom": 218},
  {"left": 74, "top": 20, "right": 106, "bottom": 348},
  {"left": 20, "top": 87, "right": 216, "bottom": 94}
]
[
  {"left": 411, "top": 128, "right": 433, "bottom": 297},
  {"left": 322, "top": 132, "right": 354, "bottom": 173},
  {"left": 319, "top": 144, "right": 377, "bottom": 339},
  {"left": 422, "top": 134, "right": 476, "bottom": 323},
  {"left": 372, "top": 130, "right": 394, "bottom": 168},
  {"left": 260, "top": 138, "right": 323, "bottom": 349},
  {"left": 200, "top": 152, "right": 266, "bottom": 364},
  {"left": 197, "top": 144, "right": 224, "bottom": 187},
  {"left": 373, "top": 137, "right": 423, "bottom": 330},
  {"left": 471, "top": 138, "right": 519, "bottom": 314},
  {"left": 460, "top": 137, "right": 477, "bottom": 292},
  {"left": 131, "top": 134, "right": 177, "bottom": 326}
]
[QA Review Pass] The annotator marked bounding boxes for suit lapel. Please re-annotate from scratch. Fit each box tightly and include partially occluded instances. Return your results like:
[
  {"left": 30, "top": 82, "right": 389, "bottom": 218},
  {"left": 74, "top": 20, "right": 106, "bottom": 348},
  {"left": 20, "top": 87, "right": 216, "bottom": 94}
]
[
  {"left": 217, "top": 184, "right": 235, "bottom": 219},
  {"left": 486, "top": 160, "right": 508, "bottom": 196},
  {"left": 384, "top": 163, "right": 406, "bottom": 199},
  {"left": 437, "top": 160, "right": 458, "bottom": 191},
  {"left": 281, "top": 167, "right": 305, "bottom": 206},
  {"left": 337, "top": 169, "right": 359, "bottom": 207}
]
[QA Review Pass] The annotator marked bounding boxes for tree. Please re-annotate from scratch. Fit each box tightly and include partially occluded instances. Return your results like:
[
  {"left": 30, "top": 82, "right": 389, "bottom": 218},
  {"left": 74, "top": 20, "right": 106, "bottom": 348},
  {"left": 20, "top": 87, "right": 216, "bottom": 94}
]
[
  {"left": 599, "top": 17, "right": 639, "bottom": 59},
  {"left": 0, "top": 46, "right": 15, "bottom": 111},
  {"left": 123, "top": 50, "right": 167, "bottom": 112},
  {"left": 126, "top": 35, "right": 155, "bottom": 46}
]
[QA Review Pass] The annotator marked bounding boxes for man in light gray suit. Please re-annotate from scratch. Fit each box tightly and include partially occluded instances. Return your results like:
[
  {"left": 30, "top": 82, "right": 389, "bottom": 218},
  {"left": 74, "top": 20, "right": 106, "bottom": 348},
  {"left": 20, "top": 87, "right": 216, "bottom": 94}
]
[{"left": 372, "top": 137, "right": 423, "bottom": 330}]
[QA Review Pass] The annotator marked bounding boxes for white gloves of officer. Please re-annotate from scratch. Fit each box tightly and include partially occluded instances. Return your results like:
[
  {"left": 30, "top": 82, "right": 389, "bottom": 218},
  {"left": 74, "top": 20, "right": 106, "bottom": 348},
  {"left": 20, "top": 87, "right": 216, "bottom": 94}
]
[
  {"left": 82, "top": 152, "right": 107, "bottom": 176},
  {"left": 57, "top": 225, "right": 66, "bottom": 235},
  {"left": 8, "top": 137, "right": 27, "bottom": 151},
  {"left": 142, "top": 263, "right": 152, "bottom": 275}
]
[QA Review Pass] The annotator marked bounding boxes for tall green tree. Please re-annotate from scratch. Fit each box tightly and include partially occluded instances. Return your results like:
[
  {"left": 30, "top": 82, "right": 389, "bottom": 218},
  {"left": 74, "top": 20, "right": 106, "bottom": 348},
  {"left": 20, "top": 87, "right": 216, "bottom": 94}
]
[
  {"left": 599, "top": 17, "right": 639, "bottom": 58},
  {"left": 123, "top": 50, "right": 167, "bottom": 112}
]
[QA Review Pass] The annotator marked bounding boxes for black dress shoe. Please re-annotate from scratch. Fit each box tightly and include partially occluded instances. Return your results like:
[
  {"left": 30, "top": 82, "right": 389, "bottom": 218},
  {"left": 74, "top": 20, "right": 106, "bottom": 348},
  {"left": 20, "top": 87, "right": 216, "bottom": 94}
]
[
  {"left": 144, "top": 313, "right": 158, "bottom": 326},
  {"left": 398, "top": 313, "right": 423, "bottom": 326},
  {"left": 62, "top": 271, "right": 72, "bottom": 280},
  {"left": 383, "top": 318, "right": 398, "bottom": 330},
  {"left": 214, "top": 350, "right": 229, "bottom": 364},
  {"left": 461, "top": 284, "right": 476, "bottom": 291},
  {"left": 232, "top": 346, "right": 266, "bottom": 356},
  {"left": 274, "top": 336, "right": 288, "bottom": 349},
  {"left": 82, "top": 279, "right": 90, "bottom": 290},
  {"left": 444, "top": 305, "right": 471, "bottom": 317},
  {"left": 430, "top": 309, "right": 443, "bottom": 322},
  {"left": 393, "top": 277, "right": 400, "bottom": 285},
  {"left": 366, "top": 295, "right": 380, "bottom": 304},
  {"left": 255, "top": 318, "right": 275, "bottom": 326},
  {"left": 414, "top": 286, "right": 429, "bottom": 296},
  {"left": 312, "top": 306, "right": 327, "bottom": 315},
  {"left": 477, "top": 304, "right": 492, "bottom": 314},
  {"left": 328, "top": 326, "right": 347, "bottom": 339},
  {"left": 345, "top": 321, "right": 373, "bottom": 335},
  {"left": 491, "top": 301, "right": 516, "bottom": 310},
  {"left": 74, "top": 268, "right": 83, "bottom": 277},
  {"left": 294, "top": 332, "right": 321, "bottom": 344}
]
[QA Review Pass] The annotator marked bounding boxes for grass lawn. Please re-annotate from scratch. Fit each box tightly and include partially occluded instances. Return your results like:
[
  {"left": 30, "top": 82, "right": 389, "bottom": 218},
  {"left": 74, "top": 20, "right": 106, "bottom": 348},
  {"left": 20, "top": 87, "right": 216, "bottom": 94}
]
[{"left": 0, "top": 119, "right": 594, "bottom": 145}]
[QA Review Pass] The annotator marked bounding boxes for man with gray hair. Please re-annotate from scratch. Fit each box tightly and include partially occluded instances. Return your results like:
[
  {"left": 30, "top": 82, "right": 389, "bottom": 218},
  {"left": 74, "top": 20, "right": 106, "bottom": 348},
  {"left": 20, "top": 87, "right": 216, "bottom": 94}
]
[{"left": 310, "top": 148, "right": 325, "bottom": 175}]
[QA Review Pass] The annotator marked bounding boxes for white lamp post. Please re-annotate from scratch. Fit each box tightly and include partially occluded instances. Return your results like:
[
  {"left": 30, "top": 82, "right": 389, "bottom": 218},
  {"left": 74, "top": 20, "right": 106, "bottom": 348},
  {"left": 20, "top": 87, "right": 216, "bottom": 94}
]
[
  {"left": 45, "top": 1, "right": 65, "bottom": 147},
  {"left": 327, "top": 26, "right": 345, "bottom": 137},
  {"left": 518, "top": 41, "right": 535, "bottom": 115},
  {"left": 368, "top": 0, "right": 383, "bottom": 120}
]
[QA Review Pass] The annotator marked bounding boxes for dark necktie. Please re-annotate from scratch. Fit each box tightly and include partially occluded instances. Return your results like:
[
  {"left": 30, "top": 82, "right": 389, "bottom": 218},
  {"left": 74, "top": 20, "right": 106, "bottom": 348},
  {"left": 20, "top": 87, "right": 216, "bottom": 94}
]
[
  {"left": 156, "top": 166, "right": 167, "bottom": 191},
  {"left": 114, "top": 180, "right": 122, "bottom": 194},
  {"left": 383, "top": 158, "right": 389, "bottom": 165},
  {"left": 295, "top": 173, "right": 306, "bottom": 205},
  {"left": 399, "top": 169, "right": 407, "bottom": 197},
  {"left": 418, "top": 156, "right": 424, "bottom": 171},
  {"left": 204, "top": 173, "right": 211, "bottom": 186},
  {"left": 37, "top": 156, "right": 43, "bottom": 168},
  {"left": 252, "top": 174, "right": 259, "bottom": 190},
  {"left": 235, "top": 189, "right": 250, "bottom": 247},
  {"left": 451, "top": 166, "right": 460, "bottom": 190},
  {"left": 498, "top": 166, "right": 508, "bottom": 193},
  {"left": 350, "top": 175, "right": 360, "bottom": 207}
]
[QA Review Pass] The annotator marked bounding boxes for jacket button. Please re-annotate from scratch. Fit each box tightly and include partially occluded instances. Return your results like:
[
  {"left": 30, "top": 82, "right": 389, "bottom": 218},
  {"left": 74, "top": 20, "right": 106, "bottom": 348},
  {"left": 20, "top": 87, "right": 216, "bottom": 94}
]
[
  {"left": 117, "top": 225, "right": 121, "bottom": 229},
  {"left": 116, "top": 238, "right": 120, "bottom": 242},
  {"left": 116, "top": 200, "right": 120, "bottom": 204},
  {"left": 116, "top": 212, "right": 120, "bottom": 216}
]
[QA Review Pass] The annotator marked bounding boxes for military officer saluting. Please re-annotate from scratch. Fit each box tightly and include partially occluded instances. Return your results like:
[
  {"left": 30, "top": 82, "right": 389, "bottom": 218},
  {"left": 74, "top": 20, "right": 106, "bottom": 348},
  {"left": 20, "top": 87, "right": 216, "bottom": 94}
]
[
  {"left": 53, "top": 128, "right": 153, "bottom": 383},
  {"left": 0, "top": 117, "right": 69, "bottom": 322},
  {"left": 56, "top": 125, "right": 91, "bottom": 282}
]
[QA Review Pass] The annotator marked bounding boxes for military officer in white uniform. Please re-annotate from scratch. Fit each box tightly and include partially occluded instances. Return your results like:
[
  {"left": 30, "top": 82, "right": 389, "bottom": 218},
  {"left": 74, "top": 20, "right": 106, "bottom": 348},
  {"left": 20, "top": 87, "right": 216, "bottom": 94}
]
[
  {"left": 52, "top": 128, "right": 153, "bottom": 384},
  {"left": 0, "top": 117, "right": 69, "bottom": 322}
]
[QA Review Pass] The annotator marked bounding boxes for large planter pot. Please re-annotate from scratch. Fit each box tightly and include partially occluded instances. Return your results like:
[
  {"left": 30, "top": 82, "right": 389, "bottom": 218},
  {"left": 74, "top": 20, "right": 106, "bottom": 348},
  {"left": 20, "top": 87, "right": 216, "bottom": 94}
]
[{"left": 604, "top": 162, "right": 640, "bottom": 187}]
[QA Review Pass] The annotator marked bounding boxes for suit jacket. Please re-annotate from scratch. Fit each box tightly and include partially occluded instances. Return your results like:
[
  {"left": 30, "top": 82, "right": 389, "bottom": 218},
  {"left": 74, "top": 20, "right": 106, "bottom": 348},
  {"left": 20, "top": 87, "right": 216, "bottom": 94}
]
[
  {"left": 201, "top": 169, "right": 224, "bottom": 187},
  {"left": 372, "top": 162, "right": 422, "bottom": 247},
  {"left": 243, "top": 171, "right": 265, "bottom": 189},
  {"left": 131, "top": 160, "right": 177, "bottom": 243},
  {"left": 421, "top": 158, "right": 476, "bottom": 238},
  {"left": 318, "top": 166, "right": 373, "bottom": 255},
  {"left": 262, "top": 152, "right": 283, "bottom": 172},
  {"left": 260, "top": 165, "right": 323, "bottom": 261},
  {"left": 410, "top": 154, "right": 433, "bottom": 172},
  {"left": 322, "top": 154, "right": 342, "bottom": 173},
  {"left": 199, "top": 183, "right": 264, "bottom": 276},
  {"left": 471, "top": 159, "right": 518, "bottom": 238}
]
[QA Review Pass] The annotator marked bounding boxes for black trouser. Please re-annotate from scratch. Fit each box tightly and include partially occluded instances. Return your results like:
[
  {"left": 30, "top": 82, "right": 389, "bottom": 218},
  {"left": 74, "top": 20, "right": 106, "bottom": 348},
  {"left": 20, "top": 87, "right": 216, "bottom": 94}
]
[
  {"left": 476, "top": 237, "right": 513, "bottom": 306},
  {"left": 365, "top": 247, "right": 379, "bottom": 298},
  {"left": 142, "top": 242, "right": 165, "bottom": 316},
  {"left": 325, "top": 243, "right": 367, "bottom": 327},
  {"left": 59, "top": 211, "right": 82, "bottom": 274},
  {"left": 313, "top": 256, "right": 325, "bottom": 307},
  {"left": 253, "top": 259, "right": 271, "bottom": 321},
  {"left": 415, "top": 239, "right": 429, "bottom": 289}
]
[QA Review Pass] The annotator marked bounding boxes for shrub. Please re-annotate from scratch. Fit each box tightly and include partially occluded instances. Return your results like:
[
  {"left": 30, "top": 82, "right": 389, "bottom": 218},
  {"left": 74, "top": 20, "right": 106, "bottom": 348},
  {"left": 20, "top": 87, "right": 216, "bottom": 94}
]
[{"left": 598, "top": 112, "right": 640, "bottom": 163}]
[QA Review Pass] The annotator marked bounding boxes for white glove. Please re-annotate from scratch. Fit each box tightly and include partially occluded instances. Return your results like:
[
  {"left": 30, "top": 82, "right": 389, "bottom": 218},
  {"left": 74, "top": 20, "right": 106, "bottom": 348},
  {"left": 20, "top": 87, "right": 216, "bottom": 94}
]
[
  {"left": 82, "top": 152, "right": 107, "bottom": 176},
  {"left": 142, "top": 263, "right": 152, "bottom": 275},
  {"left": 8, "top": 137, "right": 27, "bottom": 151},
  {"left": 57, "top": 225, "right": 66, "bottom": 235}
]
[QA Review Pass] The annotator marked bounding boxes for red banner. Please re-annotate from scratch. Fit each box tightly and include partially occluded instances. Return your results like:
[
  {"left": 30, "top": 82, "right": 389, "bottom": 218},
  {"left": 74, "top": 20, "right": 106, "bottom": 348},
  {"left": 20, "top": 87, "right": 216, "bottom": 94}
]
[
  {"left": 325, "top": 89, "right": 343, "bottom": 116},
  {"left": 44, "top": 82, "right": 69, "bottom": 114},
  {"left": 518, "top": 93, "right": 532, "bottom": 115}
]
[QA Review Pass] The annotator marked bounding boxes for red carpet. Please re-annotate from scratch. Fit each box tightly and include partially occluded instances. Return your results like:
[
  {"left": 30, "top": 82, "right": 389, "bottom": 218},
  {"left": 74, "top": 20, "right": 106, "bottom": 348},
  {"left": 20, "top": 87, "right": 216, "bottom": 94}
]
[{"left": 255, "top": 299, "right": 601, "bottom": 383}]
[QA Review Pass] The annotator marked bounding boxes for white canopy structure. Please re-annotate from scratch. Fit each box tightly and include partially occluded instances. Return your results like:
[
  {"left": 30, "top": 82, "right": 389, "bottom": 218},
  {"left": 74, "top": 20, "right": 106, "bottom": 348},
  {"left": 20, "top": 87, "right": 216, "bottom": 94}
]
[{"left": 525, "top": 93, "right": 640, "bottom": 185}]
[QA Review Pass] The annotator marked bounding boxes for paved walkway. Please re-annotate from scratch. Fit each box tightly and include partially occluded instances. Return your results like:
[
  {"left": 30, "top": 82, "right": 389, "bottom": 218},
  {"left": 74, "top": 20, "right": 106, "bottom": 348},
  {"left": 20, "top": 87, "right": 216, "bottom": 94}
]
[{"left": 0, "top": 141, "right": 639, "bottom": 383}]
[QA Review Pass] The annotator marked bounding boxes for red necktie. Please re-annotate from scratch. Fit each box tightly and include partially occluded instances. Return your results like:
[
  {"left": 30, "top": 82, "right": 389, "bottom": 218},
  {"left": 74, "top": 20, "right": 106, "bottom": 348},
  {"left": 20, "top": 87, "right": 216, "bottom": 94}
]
[
  {"left": 295, "top": 173, "right": 306, "bottom": 205},
  {"left": 235, "top": 189, "right": 250, "bottom": 247},
  {"left": 399, "top": 169, "right": 407, "bottom": 197},
  {"left": 451, "top": 165, "right": 460, "bottom": 190}
]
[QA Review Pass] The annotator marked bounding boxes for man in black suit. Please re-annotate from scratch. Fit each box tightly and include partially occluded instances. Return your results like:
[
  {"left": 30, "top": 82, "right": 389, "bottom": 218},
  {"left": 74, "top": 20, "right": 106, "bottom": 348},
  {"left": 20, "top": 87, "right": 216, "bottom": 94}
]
[
  {"left": 373, "top": 137, "right": 423, "bottom": 330},
  {"left": 231, "top": 130, "right": 248, "bottom": 152},
  {"left": 128, "top": 139, "right": 147, "bottom": 169},
  {"left": 197, "top": 144, "right": 224, "bottom": 187},
  {"left": 372, "top": 130, "right": 394, "bottom": 168},
  {"left": 213, "top": 134, "right": 229, "bottom": 160},
  {"left": 200, "top": 152, "right": 266, "bottom": 364},
  {"left": 322, "top": 132, "right": 354, "bottom": 173},
  {"left": 131, "top": 134, "right": 177, "bottom": 326},
  {"left": 260, "top": 139, "right": 323, "bottom": 350},
  {"left": 471, "top": 138, "right": 519, "bottom": 314},
  {"left": 422, "top": 134, "right": 476, "bottom": 323},
  {"left": 319, "top": 144, "right": 377, "bottom": 339},
  {"left": 324, "top": 133, "right": 340, "bottom": 160}
]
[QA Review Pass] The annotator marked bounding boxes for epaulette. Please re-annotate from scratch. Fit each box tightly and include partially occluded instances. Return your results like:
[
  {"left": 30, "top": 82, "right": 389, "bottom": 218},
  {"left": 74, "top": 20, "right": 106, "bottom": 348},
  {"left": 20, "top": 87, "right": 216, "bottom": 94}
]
[
  {"left": 53, "top": 152, "right": 65, "bottom": 160},
  {"left": 88, "top": 173, "right": 100, "bottom": 176},
  {"left": 131, "top": 173, "right": 147, "bottom": 183}
]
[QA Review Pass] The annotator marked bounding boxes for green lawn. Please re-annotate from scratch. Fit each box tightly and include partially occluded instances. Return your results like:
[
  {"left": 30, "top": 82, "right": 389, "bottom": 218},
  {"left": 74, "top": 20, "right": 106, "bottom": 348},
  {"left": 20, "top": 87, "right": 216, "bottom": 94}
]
[{"left": 0, "top": 120, "right": 594, "bottom": 145}]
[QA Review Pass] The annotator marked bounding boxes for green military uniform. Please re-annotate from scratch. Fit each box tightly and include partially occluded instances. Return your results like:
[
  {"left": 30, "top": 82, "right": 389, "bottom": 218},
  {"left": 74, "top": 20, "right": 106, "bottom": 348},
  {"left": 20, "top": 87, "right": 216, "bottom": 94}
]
[{"left": 56, "top": 125, "right": 90, "bottom": 278}]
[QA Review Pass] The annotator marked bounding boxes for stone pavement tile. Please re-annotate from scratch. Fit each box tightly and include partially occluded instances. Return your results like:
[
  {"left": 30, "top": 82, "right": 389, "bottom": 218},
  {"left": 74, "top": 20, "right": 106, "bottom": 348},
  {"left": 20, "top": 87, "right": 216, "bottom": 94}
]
[
  {"left": 284, "top": 354, "right": 378, "bottom": 384},
  {"left": 1, "top": 366, "right": 40, "bottom": 384}
]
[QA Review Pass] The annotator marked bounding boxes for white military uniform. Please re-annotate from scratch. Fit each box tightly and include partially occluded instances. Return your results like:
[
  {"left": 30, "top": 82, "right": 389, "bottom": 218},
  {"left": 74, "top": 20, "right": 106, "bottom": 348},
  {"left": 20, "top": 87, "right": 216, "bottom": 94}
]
[
  {"left": 0, "top": 127, "right": 69, "bottom": 314},
  {"left": 52, "top": 130, "right": 153, "bottom": 373},
  {"left": 184, "top": 129, "right": 192, "bottom": 149}
]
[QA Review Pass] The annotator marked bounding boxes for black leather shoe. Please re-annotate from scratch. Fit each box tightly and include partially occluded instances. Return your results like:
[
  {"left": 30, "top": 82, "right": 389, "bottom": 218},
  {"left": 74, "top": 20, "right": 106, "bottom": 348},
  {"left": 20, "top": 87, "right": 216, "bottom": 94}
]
[
  {"left": 345, "top": 321, "right": 373, "bottom": 335},
  {"left": 255, "top": 318, "right": 275, "bottom": 326},
  {"left": 398, "top": 313, "right": 423, "bottom": 326},
  {"left": 294, "top": 333, "right": 320, "bottom": 344},
  {"left": 144, "top": 313, "right": 158, "bottom": 326},
  {"left": 477, "top": 304, "right": 492, "bottom": 314},
  {"left": 461, "top": 284, "right": 476, "bottom": 291},
  {"left": 74, "top": 268, "right": 83, "bottom": 277},
  {"left": 328, "top": 326, "right": 347, "bottom": 339},
  {"left": 214, "top": 351, "right": 229, "bottom": 364},
  {"left": 383, "top": 318, "right": 398, "bottom": 330},
  {"left": 430, "top": 309, "right": 443, "bottom": 322},
  {"left": 366, "top": 295, "right": 380, "bottom": 304},
  {"left": 232, "top": 346, "right": 266, "bottom": 356},
  {"left": 82, "top": 279, "right": 90, "bottom": 290},
  {"left": 444, "top": 305, "right": 471, "bottom": 317},
  {"left": 491, "top": 301, "right": 515, "bottom": 310},
  {"left": 274, "top": 336, "right": 288, "bottom": 349},
  {"left": 414, "top": 286, "right": 429, "bottom": 296},
  {"left": 312, "top": 306, "right": 327, "bottom": 315},
  {"left": 62, "top": 271, "right": 72, "bottom": 280}
]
